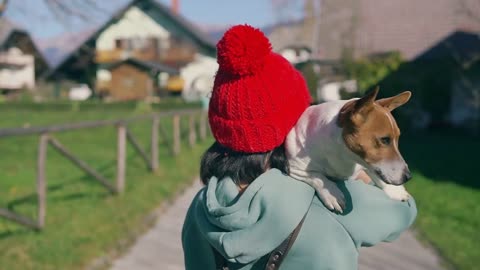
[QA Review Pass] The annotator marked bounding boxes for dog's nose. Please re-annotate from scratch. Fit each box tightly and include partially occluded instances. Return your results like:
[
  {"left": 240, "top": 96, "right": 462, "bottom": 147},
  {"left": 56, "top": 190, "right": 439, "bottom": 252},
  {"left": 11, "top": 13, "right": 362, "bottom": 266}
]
[{"left": 402, "top": 169, "right": 412, "bottom": 182}]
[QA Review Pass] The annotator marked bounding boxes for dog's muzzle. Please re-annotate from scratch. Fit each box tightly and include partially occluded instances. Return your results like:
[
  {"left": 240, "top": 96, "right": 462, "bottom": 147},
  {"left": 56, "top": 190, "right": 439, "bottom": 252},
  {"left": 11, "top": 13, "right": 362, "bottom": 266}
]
[
  {"left": 374, "top": 168, "right": 412, "bottom": 185},
  {"left": 402, "top": 169, "right": 412, "bottom": 183}
]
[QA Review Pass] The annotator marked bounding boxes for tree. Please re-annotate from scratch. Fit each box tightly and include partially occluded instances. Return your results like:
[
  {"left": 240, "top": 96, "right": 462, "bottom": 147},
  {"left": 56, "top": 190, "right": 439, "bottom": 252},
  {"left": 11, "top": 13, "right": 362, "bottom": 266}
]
[
  {"left": 456, "top": 0, "right": 480, "bottom": 24},
  {"left": 453, "top": 0, "right": 480, "bottom": 135},
  {"left": 0, "top": 0, "right": 8, "bottom": 17},
  {"left": 270, "top": 0, "right": 304, "bottom": 24},
  {"left": 0, "top": 0, "right": 107, "bottom": 24}
]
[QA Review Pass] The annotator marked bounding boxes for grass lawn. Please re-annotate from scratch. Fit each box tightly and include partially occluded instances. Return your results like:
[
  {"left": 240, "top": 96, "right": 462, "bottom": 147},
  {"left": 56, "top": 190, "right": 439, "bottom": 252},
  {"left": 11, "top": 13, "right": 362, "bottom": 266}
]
[
  {"left": 0, "top": 109, "right": 212, "bottom": 270},
  {"left": 1, "top": 109, "right": 478, "bottom": 270},
  {"left": 402, "top": 132, "right": 480, "bottom": 270}
]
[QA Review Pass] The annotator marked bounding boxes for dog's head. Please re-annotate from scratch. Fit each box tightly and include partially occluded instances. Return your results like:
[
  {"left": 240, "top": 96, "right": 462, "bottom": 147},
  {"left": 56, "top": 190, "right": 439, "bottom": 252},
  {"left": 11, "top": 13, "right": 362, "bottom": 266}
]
[{"left": 338, "top": 87, "right": 412, "bottom": 185}]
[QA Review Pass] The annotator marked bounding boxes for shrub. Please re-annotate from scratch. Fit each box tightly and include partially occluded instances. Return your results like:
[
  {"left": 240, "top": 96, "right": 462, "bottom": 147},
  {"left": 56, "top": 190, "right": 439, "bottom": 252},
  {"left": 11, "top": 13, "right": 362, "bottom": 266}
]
[
  {"left": 299, "top": 62, "right": 320, "bottom": 101},
  {"left": 341, "top": 51, "right": 404, "bottom": 95}
]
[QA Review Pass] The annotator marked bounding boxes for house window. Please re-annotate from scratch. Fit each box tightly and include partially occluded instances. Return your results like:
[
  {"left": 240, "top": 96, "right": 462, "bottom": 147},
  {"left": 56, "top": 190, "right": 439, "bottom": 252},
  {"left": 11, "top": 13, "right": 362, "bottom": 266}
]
[
  {"left": 115, "top": 39, "right": 131, "bottom": 50},
  {"left": 115, "top": 37, "right": 161, "bottom": 54},
  {"left": 131, "top": 37, "right": 145, "bottom": 50},
  {"left": 145, "top": 37, "right": 159, "bottom": 53}
]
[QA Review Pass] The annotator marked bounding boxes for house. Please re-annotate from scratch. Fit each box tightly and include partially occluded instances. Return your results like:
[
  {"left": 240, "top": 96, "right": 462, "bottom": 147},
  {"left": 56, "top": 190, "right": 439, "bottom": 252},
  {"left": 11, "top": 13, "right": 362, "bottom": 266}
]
[
  {"left": 268, "top": 0, "right": 480, "bottom": 105},
  {"left": 100, "top": 58, "right": 178, "bottom": 100},
  {"left": 314, "top": 0, "right": 480, "bottom": 61},
  {"left": 270, "top": 0, "right": 480, "bottom": 61},
  {"left": 415, "top": 31, "right": 480, "bottom": 131},
  {"left": 375, "top": 30, "right": 480, "bottom": 132},
  {"left": 0, "top": 17, "right": 49, "bottom": 93},
  {"left": 278, "top": 45, "right": 312, "bottom": 64},
  {"left": 44, "top": 0, "right": 217, "bottom": 101},
  {"left": 268, "top": 0, "right": 316, "bottom": 63}
]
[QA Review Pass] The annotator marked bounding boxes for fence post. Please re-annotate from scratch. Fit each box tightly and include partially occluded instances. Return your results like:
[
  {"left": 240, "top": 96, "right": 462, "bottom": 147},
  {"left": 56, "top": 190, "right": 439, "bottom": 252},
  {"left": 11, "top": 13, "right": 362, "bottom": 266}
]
[
  {"left": 173, "top": 114, "right": 181, "bottom": 156},
  {"left": 199, "top": 112, "right": 207, "bottom": 141},
  {"left": 116, "top": 124, "right": 126, "bottom": 193},
  {"left": 151, "top": 116, "right": 159, "bottom": 171},
  {"left": 36, "top": 133, "right": 48, "bottom": 229},
  {"left": 48, "top": 136, "right": 117, "bottom": 194},
  {"left": 188, "top": 114, "right": 197, "bottom": 148}
]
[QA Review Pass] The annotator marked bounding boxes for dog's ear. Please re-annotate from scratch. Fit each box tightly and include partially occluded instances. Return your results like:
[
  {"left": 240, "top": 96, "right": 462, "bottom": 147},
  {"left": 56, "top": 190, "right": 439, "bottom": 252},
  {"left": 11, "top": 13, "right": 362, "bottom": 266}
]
[
  {"left": 377, "top": 91, "right": 411, "bottom": 111},
  {"left": 338, "top": 100, "right": 356, "bottom": 127},
  {"left": 354, "top": 86, "right": 379, "bottom": 112},
  {"left": 338, "top": 87, "right": 379, "bottom": 126}
]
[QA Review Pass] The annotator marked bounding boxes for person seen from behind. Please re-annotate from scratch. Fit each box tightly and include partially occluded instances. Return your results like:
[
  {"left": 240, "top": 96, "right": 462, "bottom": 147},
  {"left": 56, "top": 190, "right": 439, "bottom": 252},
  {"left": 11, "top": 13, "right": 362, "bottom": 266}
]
[{"left": 182, "top": 24, "right": 417, "bottom": 270}]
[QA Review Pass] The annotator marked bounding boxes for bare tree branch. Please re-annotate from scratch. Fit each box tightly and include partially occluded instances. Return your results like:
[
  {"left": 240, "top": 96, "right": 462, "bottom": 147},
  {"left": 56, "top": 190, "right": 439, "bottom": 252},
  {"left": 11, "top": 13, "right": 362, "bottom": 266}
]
[
  {"left": 271, "top": 0, "right": 303, "bottom": 23},
  {"left": 45, "top": 0, "right": 91, "bottom": 24},
  {"left": 82, "top": 0, "right": 111, "bottom": 16},
  {"left": 456, "top": 0, "right": 480, "bottom": 24},
  {"left": 0, "top": 0, "right": 9, "bottom": 17}
]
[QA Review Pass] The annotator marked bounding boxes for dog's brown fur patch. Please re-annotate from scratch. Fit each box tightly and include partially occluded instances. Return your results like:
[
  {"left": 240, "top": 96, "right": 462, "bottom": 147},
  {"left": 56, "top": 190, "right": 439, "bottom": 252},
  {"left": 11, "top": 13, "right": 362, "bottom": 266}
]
[{"left": 338, "top": 88, "right": 411, "bottom": 164}]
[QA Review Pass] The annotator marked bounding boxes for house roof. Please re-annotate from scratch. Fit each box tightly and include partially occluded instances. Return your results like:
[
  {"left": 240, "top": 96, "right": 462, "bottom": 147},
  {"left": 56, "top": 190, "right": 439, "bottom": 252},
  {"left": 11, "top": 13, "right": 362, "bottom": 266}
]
[
  {"left": 0, "top": 17, "right": 26, "bottom": 48},
  {"left": 267, "top": 19, "right": 313, "bottom": 52},
  {"left": 0, "top": 17, "right": 50, "bottom": 75},
  {"left": 107, "top": 58, "right": 179, "bottom": 74},
  {"left": 44, "top": 0, "right": 216, "bottom": 79},
  {"left": 312, "top": 0, "right": 480, "bottom": 61},
  {"left": 414, "top": 30, "right": 480, "bottom": 68},
  {"left": 144, "top": 0, "right": 215, "bottom": 50}
]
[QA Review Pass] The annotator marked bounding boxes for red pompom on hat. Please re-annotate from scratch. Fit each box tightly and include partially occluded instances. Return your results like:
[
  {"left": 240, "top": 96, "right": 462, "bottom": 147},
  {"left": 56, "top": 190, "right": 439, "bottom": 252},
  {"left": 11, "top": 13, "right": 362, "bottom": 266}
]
[{"left": 209, "top": 24, "right": 312, "bottom": 153}]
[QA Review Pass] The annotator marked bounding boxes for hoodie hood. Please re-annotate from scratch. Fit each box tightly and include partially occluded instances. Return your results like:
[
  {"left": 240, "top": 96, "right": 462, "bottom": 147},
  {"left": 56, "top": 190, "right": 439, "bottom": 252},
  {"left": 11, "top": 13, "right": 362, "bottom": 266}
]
[{"left": 194, "top": 169, "right": 314, "bottom": 264}]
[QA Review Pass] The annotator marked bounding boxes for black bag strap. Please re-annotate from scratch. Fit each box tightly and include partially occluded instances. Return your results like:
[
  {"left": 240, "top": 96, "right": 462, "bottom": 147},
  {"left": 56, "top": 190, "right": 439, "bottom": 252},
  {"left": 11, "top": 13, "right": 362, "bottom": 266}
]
[
  {"left": 264, "top": 214, "right": 306, "bottom": 270},
  {"left": 211, "top": 214, "right": 307, "bottom": 270},
  {"left": 213, "top": 244, "right": 229, "bottom": 270}
]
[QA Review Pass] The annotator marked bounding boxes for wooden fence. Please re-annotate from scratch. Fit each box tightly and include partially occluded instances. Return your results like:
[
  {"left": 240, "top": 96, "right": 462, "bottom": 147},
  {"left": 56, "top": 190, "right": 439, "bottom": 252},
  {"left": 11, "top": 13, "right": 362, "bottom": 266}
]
[{"left": 0, "top": 109, "right": 209, "bottom": 230}]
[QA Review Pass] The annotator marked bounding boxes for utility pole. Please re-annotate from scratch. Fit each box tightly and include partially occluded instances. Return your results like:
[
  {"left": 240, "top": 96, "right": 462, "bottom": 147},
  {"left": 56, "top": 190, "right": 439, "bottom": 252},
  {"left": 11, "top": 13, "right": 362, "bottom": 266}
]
[{"left": 309, "top": 0, "right": 321, "bottom": 58}]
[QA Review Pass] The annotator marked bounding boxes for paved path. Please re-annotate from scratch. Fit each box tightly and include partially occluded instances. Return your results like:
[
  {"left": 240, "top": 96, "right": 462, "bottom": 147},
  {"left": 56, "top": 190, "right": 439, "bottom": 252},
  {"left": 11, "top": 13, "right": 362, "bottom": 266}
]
[{"left": 110, "top": 181, "right": 445, "bottom": 270}]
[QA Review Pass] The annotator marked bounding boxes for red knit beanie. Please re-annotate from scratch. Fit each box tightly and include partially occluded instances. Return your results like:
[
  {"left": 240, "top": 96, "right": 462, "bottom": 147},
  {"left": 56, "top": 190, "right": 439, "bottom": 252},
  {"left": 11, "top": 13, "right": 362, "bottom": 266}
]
[{"left": 209, "top": 24, "right": 312, "bottom": 153}]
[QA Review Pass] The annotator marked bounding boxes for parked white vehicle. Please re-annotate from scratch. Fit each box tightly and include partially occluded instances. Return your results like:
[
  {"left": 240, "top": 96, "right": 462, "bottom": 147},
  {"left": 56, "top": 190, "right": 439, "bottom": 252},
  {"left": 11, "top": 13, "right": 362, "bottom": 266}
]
[{"left": 69, "top": 84, "right": 92, "bottom": 101}]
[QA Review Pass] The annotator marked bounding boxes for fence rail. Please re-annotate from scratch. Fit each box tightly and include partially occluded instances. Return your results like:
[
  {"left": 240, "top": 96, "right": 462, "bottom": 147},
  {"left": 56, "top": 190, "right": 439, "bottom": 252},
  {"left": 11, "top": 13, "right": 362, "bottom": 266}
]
[
  {"left": 0, "top": 109, "right": 199, "bottom": 138},
  {"left": 0, "top": 109, "right": 209, "bottom": 230}
]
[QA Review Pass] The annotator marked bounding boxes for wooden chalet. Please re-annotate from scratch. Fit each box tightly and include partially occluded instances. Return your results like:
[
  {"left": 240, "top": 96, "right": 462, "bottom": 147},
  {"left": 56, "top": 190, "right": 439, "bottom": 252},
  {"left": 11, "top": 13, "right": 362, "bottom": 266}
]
[
  {"left": 44, "top": 0, "right": 217, "bottom": 101},
  {"left": 100, "top": 58, "right": 178, "bottom": 100},
  {"left": 0, "top": 17, "right": 49, "bottom": 92}
]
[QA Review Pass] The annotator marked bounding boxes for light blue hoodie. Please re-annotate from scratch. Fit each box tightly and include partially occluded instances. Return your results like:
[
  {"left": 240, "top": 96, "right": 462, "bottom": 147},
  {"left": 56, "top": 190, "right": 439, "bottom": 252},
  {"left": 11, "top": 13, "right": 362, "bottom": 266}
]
[{"left": 182, "top": 169, "right": 417, "bottom": 270}]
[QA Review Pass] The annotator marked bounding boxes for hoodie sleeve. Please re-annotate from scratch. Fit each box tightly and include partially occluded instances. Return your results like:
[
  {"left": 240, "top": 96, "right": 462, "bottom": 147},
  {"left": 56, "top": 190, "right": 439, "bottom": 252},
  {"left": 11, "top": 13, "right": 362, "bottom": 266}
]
[
  {"left": 332, "top": 180, "right": 417, "bottom": 247},
  {"left": 182, "top": 191, "right": 216, "bottom": 270}
]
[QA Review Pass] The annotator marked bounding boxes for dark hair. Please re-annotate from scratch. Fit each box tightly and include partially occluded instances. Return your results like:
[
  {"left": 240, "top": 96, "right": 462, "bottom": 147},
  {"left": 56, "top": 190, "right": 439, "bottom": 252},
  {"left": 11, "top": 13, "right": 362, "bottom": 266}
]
[{"left": 200, "top": 142, "right": 289, "bottom": 185}]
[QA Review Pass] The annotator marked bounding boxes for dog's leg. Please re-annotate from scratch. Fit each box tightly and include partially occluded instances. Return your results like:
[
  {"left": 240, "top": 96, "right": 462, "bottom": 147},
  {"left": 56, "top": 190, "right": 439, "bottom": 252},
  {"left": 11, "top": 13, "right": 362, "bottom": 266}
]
[
  {"left": 292, "top": 169, "right": 346, "bottom": 212},
  {"left": 314, "top": 177, "right": 347, "bottom": 212},
  {"left": 366, "top": 170, "right": 410, "bottom": 201}
]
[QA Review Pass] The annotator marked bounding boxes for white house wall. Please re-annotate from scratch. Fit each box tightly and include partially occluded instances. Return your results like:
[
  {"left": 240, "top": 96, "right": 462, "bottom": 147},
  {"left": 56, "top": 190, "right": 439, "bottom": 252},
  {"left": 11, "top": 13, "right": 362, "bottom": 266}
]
[
  {"left": 317, "top": 80, "right": 357, "bottom": 102},
  {"left": 279, "top": 48, "right": 311, "bottom": 64},
  {"left": 96, "top": 6, "right": 170, "bottom": 51},
  {"left": 0, "top": 47, "right": 35, "bottom": 90},
  {"left": 97, "top": 69, "right": 112, "bottom": 82},
  {"left": 180, "top": 53, "right": 218, "bottom": 101},
  {"left": 95, "top": 5, "right": 218, "bottom": 101}
]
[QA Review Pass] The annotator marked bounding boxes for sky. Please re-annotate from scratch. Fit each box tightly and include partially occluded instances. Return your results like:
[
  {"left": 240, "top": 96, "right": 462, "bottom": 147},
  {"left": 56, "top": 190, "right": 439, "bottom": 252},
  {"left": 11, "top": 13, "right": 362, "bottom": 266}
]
[{"left": 5, "top": 0, "right": 303, "bottom": 40}]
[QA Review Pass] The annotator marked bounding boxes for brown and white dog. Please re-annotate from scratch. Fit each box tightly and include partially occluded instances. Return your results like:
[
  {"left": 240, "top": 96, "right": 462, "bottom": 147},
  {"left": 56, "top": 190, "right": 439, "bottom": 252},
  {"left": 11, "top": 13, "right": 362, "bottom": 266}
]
[{"left": 286, "top": 87, "right": 412, "bottom": 212}]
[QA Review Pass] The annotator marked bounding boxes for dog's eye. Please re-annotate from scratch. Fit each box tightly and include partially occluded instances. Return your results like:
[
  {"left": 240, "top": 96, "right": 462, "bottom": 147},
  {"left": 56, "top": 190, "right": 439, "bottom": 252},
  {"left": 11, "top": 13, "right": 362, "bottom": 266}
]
[{"left": 380, "top": 136, "right": 391, "bottom": 145}]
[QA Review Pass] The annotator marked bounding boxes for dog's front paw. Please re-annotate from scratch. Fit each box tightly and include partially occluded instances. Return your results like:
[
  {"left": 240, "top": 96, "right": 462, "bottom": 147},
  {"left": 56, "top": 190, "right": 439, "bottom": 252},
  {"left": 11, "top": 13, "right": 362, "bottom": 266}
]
[
  {"left": 383, "top": 184, "right": 410, "bottom": 201},
  {"left": 315, "top": 181, "right": 346, "bottom": 213}
]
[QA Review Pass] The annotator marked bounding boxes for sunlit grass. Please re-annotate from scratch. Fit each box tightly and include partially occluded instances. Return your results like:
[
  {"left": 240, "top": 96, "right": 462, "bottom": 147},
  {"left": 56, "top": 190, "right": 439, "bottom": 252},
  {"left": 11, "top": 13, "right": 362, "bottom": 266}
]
[
  {"left": 0, "top": 110, "right": 211, "bottom": 270},
  {"left": 403, "top": 133, "right": 480, "bottom": 270}
]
